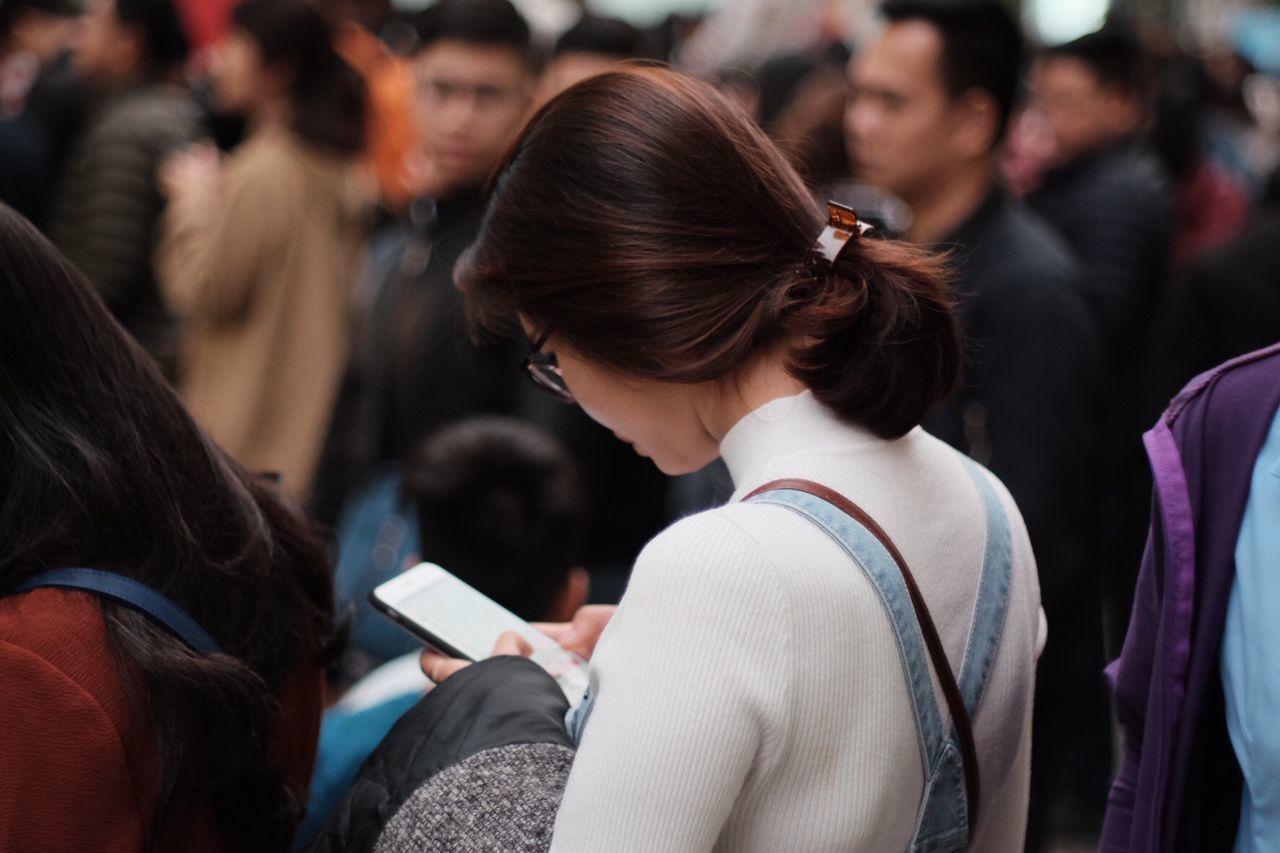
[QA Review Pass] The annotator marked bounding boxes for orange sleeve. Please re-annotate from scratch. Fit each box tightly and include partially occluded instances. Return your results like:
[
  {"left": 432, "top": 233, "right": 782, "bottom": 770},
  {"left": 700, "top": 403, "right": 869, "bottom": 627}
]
[{"left": 0, "top": 641, "right": 146, "bottom": 853}]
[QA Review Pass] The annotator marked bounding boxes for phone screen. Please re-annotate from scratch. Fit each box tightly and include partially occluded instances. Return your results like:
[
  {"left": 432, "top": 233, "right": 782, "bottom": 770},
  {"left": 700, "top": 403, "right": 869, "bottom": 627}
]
[{"left": 372, "top": 562, "right": 589, "bottom": 706}]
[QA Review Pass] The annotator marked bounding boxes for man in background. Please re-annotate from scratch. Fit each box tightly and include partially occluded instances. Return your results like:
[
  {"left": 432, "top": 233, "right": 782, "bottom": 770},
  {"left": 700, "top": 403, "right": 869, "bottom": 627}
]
[
  {"left": 1028, "top": 24, "right": 1173, "bottom": 660},
  {"left": 315, "top": 0, "right": 540, "bottom": 525},
  {"left": 846, "top": 1, "right": 1105, "bottom": 846},
  {"left": 1028, "top": 24, "right": 1171, "bottom": 358},
  {"left": 49, "top": 0, "right": 200, "bottom": 372}
]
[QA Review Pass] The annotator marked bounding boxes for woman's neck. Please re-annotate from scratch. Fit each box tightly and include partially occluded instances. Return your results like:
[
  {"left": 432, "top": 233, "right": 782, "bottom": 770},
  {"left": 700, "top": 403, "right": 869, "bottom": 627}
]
[{"left": 700, "top": 352, "right": 809, "bottom": 444}]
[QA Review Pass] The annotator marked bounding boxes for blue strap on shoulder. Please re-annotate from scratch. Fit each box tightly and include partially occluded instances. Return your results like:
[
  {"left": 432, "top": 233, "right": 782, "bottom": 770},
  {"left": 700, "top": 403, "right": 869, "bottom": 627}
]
[{"left": 14, "top": 568, "right": 223, "bottom": 655}]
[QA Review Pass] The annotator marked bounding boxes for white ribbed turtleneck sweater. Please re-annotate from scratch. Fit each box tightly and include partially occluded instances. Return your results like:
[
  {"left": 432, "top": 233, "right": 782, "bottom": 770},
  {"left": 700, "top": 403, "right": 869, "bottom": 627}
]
[{"left": 550, "top": 392, "right": 1046, "bottom": 852}]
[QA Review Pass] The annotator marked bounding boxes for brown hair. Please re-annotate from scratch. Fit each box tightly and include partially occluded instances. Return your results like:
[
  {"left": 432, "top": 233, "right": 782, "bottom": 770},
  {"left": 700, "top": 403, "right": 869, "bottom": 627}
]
[{"left": 457, "top": 66, "right": 961, "bottom": 439}]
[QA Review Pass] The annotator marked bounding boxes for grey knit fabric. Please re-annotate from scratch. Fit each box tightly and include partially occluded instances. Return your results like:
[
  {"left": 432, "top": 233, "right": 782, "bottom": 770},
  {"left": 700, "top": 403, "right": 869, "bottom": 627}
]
[{"left": 374, "top": 742, "right": 574, "bottom": 853}]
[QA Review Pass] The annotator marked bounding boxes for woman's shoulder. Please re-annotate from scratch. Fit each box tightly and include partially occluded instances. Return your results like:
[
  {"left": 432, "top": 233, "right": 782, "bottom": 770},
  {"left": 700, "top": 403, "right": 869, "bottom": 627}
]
[
  {"left": 228, "top": 130, "right": 357, "bottom": 220},
  {"left": 226, "top": 130, "right": 309, "bottom": 185},
  {"left": 641, "top": 501, "right": 794, "bottom": 560},
  {"left": 0, "top": 587, "right": 109, "bottom": 662},
  {"left": 628, "top": 501, "right": 832, "bottom": 604},
  {"left": 0, "top": 589, "right": 143, "bottom": 739},
  {"left": 0, "top": 591, "right": 154, "bottom": 848}
]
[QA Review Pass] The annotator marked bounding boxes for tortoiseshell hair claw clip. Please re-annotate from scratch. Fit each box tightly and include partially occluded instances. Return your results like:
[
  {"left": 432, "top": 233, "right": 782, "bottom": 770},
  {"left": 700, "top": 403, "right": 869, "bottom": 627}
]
[{"left": 812, "top": 201, "right": 873, "bottom": 264}]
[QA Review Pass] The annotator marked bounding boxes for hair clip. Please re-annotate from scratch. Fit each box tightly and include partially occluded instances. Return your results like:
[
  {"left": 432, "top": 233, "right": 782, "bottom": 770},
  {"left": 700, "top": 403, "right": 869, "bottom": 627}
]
[{"left": 812, "top": 201, "right": 872, "bottom": 263}]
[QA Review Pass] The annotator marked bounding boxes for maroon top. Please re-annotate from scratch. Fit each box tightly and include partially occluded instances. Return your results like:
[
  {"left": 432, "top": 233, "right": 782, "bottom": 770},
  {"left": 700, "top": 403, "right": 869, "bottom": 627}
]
[{"left": 0, "top": 588, "right": 323, "bottom": 852}]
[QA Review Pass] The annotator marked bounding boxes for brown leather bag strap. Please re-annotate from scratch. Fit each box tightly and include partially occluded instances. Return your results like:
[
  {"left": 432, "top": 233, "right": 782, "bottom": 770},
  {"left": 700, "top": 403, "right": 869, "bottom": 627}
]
[{"left": 744, "top": 478, "right": 980, "bottom": 830}]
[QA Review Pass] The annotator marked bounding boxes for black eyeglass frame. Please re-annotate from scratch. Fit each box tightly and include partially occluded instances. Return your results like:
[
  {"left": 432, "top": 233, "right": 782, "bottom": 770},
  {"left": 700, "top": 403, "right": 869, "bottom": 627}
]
[{"left": 522, "top": 329, "right": 575, "bottom": 404}]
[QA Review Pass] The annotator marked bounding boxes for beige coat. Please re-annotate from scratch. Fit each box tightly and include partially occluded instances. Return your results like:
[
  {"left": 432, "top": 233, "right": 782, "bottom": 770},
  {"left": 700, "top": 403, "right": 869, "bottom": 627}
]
[{"left": 159, "top": 127, "right": 365, "bottom": 498}]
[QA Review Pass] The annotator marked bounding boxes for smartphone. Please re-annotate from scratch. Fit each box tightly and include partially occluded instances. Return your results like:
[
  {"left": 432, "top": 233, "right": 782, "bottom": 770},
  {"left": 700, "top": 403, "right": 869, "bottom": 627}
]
[{"left": 370, "top": 562, "right": 589, "bottom": 707}]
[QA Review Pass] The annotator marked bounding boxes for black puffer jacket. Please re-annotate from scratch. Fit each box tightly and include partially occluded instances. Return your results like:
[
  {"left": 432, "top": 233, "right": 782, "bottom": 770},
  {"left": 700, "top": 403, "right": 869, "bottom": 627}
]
[{"left": 306, "top": 656, "right": 573, "bottom": 853}]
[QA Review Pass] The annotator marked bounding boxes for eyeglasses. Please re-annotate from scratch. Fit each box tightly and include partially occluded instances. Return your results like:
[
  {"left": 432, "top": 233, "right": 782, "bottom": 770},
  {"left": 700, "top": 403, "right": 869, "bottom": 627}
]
[{"left": 522, "top": 329, "right": 575, "bottom": 404}]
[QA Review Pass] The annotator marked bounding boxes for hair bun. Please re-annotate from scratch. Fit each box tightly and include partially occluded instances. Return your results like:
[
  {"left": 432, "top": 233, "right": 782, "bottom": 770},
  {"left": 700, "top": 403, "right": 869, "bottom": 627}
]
[{"left": 788, "top": 237, "right": 962, "bottom": 439}]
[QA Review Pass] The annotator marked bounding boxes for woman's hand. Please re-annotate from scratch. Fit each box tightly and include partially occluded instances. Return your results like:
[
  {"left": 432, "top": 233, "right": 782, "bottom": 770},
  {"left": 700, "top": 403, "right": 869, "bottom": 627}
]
[
  {"left": 533, "top": 604, "right": 616, "bottom": 661},
  {"left": 158, "top": 141, "right": 221, "bottom": 203},
  {"left": 419, "top": 605, "right": 617, "bottom": 685},
  {"left": 420, "top": 631, "right": 532, "bottom": 685}
]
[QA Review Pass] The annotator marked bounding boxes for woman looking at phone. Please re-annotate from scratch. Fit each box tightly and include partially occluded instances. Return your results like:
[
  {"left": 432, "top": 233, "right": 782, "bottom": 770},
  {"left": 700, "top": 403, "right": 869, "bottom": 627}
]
[{"left": 425, "top": 66, "right": 1046, "bottom": 852}]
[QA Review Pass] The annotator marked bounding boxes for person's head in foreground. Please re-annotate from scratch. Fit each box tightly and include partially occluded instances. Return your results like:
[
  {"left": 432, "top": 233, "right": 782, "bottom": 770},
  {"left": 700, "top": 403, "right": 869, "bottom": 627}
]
[
  {"left": 0, "top": 202, "right": 338, "bottom": 851},
  {"left": 403, "top": 417, "right": 590, "bottom": 623},
  {"left": 457, "top": 66, "right": 962, "bottom": 474}
]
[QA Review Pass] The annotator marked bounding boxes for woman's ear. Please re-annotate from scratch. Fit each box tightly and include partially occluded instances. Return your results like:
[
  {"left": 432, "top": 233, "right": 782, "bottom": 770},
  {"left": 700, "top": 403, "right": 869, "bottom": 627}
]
[{"left": 548, "top": 567, "right": 591, "bottom": 623}]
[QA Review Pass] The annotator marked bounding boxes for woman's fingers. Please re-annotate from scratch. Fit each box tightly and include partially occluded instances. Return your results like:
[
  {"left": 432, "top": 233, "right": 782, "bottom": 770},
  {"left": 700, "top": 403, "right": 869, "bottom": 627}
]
[
  {"left": 420, "top": 648, "right": 471, "bottom": 684},
  {"left": 533, "top": 605, "right": 617, "bottom": 659},
  {"left": 532, "top": 621, "right": 572, "bottom": 641},
  {"left": 493, "top": 631, "right": 534, "bottom": 657},
  {"left": 420, "top": 633, "right": 537, "bottom": 684}
]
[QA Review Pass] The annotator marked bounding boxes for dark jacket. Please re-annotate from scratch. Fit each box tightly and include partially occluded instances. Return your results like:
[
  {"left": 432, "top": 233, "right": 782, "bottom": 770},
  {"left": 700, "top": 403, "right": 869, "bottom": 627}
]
[
  {"left": 48, "top": 82, "right": 201, "bottom": 370},
  {"left": 1028, "top": 140, "right": 1171, "bottom": 367},
  {"left": 924, "top": 189, "right": 1104, "bottom": 611},
  {"left": 0, "top": 58, "right": 90, "bottom": 229},
  {"left": 1157, "top": 211, "right": 1280, "bottom": 396},
  {"left": 306, "top": 656, "right": 573, "bottom": 853},
  {"left": 1030, "top": 140, "right": 1176, "bottom": 651},
  {"left": 312, "top": 190, "right": 530, "bottom": 525},
  {"left": 0, "top": 116, "right": 47, "bottom": 224},
  {"left": 1101, "top": 343, "right": 1280, "bottom": 852}
]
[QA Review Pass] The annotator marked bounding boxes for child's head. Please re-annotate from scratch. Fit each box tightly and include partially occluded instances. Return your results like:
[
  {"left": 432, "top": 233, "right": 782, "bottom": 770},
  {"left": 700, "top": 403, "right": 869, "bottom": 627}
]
[{"left": 402, "top": 417, "right": 590, "bottom": 622}]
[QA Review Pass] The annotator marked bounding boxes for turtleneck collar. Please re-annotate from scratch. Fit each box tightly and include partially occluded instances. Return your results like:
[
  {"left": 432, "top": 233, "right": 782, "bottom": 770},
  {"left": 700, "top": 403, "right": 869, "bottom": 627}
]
[{"left": 719, "top": 390, "right": 885, "bottom": 499}]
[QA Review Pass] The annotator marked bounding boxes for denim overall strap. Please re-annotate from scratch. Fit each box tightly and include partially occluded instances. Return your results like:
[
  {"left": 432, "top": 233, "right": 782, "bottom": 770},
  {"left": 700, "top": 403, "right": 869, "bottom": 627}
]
[
  {"left": 565, "top": 683, "right": 593, "bottom": 744},
  {"left": 748, "top": 471, "right": 1012, "bottom": 852},
  {"left": 746, "top": 491, "right": 949, "bottom": 816},
  {"left": 957, "top": 462, "right": 1014, "bottom": 720}
]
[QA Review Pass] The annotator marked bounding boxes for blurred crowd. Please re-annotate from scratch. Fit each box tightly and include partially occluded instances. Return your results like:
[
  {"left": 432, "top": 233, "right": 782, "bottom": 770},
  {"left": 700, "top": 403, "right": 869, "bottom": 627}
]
[{"left": 1, "top": 0, "right": 1278, "bottom": 848}]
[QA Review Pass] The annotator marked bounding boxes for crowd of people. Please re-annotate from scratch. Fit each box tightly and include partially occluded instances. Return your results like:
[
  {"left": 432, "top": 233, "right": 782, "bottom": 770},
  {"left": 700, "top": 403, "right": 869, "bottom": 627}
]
[{"left": 1, "top": 0, "right": 1278, "bottom": 850}]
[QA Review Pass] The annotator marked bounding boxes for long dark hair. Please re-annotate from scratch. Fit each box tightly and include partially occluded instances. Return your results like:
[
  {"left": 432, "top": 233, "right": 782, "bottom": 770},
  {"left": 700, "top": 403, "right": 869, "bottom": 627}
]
[
  {"left": 458, "top": 66, "right": 961, "bottom": 440},
  {"left": 0, "top": 204, "right": 339, "bottom": 851},
  {"left": 233, "top": 0, "right": 367, "bottom": 155}
]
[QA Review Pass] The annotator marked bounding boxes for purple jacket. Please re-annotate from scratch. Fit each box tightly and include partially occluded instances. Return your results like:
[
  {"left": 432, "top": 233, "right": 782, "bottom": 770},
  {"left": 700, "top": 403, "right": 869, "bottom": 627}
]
[{"left": 1102, "top": 342, "right": 1280, "bottom": 852}]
